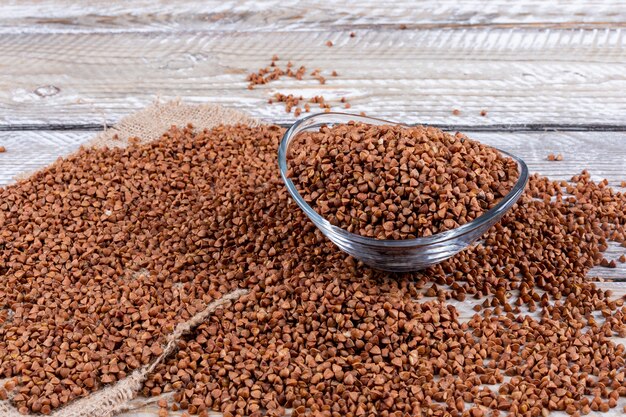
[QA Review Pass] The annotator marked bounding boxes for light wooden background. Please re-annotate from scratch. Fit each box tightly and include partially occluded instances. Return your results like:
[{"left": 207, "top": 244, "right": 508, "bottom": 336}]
[{"left": 0, "top": 1, "right": 625, "bottom": 416}]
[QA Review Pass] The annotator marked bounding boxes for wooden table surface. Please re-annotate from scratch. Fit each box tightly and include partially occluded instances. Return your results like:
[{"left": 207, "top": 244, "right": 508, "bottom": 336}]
[{"left": 0, "top": 1, "right": 625, "bottom": 416}]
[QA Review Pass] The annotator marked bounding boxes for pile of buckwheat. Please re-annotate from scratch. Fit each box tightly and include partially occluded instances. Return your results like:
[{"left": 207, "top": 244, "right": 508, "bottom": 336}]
[
  {"left": 288, "top": 123, "right": 519, "bottom": 239},
  {"left": 0, "top": 124, "right": 625, "bottom": 417}
]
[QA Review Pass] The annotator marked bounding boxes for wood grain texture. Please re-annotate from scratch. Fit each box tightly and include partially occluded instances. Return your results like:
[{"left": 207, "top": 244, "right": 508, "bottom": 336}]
[
  {"left": 0, "top": 130, "right": 88, "bottom": 185},
  {"left": 2, "top": 129, "right": 624, "bottom": 279},
  {"left": 2, "top": 131, "right": 625, "bottom": 186},
  {"left": 1, "top": 0, "right": 626, "bottom": 34},
  {"left": 2, "top": 28, "right": 626, "bottom": 127}
]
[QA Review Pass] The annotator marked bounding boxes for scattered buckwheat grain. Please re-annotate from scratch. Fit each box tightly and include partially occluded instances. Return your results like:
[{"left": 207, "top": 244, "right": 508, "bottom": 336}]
[
  {"left": 247, "top": 57, "right": 349, "bottom": 113},
  {"left": 1, "top": 124, "right": 625, "bottom": 417}
]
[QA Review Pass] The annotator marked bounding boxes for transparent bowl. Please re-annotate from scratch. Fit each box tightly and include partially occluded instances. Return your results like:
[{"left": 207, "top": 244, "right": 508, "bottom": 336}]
[{"left": 278, "top": 112, "right": 529, "bottom": 272}]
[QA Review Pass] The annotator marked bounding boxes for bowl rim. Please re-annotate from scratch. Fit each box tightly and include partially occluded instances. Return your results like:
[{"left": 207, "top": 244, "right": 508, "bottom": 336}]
[{"left": 278, "top": 112, "right": 529, "bottom": 248}]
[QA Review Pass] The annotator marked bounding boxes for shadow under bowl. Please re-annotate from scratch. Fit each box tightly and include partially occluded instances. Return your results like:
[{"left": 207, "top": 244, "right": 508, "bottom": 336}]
[{"left": 278, "top": 112, "right": 529, "bottom": 272}]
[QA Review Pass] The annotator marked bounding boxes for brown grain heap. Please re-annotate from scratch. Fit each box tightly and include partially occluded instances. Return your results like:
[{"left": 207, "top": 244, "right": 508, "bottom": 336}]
[
  {"left": 1, "top": 124, "right": 626, "bottom": 417},
  {"left": 287, "top": 122, "right": 519, "bottom": 239}
]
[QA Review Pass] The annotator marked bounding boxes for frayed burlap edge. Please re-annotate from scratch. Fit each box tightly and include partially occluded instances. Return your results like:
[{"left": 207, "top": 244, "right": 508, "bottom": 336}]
[
  {"left": 2, "top": 100, "right": 262, "bottom": 417},
  {"left": 89, "top": 99, "right": 262, "bottom": 148},
  {"left": 0, "top": 289, "right": 247, "bottom": 417}
]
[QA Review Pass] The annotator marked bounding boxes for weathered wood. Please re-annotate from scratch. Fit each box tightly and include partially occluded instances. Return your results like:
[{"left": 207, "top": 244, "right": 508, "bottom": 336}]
[
  {"left": 475, "top": 131, "right": 626, "bottom": 282},
  {"left": 2, "top": 28, "right": 626, "bottom": 128},
  {"left": 2, "top": 0, "right": 626, "bottom": 34},
  {"left": 473, "top": 131, "right": 626, "bottom": 185},
  {"left": 2, "top": 129, "right": 624, "bottom": 279},
  {"left": 2, "top": 130, "right": 625, "bottom": 186},
  {"left": 3, "top": 130, "right": 625, "bottom": 186},
  {"left": 0, "top": 130, "right": 88, "bottom": 185},
  {"left": 2, "top": 129, "right": 624, "bottom": 278}
]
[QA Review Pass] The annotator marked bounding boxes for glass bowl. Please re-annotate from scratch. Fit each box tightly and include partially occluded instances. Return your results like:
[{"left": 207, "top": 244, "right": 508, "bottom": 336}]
[{"left": 278, "top": 112, "right": 529, "bottom": 272}]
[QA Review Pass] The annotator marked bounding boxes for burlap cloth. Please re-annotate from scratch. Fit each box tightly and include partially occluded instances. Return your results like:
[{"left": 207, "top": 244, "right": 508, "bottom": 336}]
[
  {"left": 0, "top": 100, "right": 259, "bottom": 417},
  {"left": 90, "top": 100, "right": 261, "bottom": 148}
]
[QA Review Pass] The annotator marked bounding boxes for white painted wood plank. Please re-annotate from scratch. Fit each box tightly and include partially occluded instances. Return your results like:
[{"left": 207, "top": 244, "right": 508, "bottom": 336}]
[
  {"left": 2, "top": 131, "right": 625, "bottom": 187},
  {"left": 2, "top": 129, "right": 624, "bottom": 278},
  {"left": 471, "top": 131, "right": 626, "bottom": 185},
  {"left": 0, "top": 130, "right": 90, "bottom": 185},
  {"left": 2, "top": 29, "right": 626, "bottom": 127},
  {"left": 1, "top": 127, "right": 625, "bottom": 416},
  {"left": 471, "top": 131, "right": 626, "bottom": 282},
  {"left": 1, "top": 0, "right": 626, "bottom": 34}
]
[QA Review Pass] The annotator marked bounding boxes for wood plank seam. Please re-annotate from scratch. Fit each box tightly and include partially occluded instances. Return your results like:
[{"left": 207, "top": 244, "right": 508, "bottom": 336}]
[
  {"left": 3, "top": 0, "right": 626, "bottom": 34},
  {"left": 3, "top": 124, "right": 626, "bottom": 133}
]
